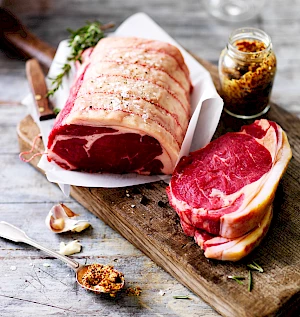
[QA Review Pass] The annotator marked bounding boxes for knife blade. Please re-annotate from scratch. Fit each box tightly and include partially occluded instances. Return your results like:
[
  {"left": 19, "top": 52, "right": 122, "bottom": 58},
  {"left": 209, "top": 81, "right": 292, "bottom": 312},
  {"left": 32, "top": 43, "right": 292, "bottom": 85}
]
[{"left": 25, "top": 58, "right": 56, "bottom": 149}]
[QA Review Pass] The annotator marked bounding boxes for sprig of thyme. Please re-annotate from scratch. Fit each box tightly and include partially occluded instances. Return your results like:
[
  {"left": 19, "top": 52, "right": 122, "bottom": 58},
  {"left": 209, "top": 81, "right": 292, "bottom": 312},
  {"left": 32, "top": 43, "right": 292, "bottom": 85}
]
[{"left": 47, "top": 21, "right": 114, "bottom": 97}]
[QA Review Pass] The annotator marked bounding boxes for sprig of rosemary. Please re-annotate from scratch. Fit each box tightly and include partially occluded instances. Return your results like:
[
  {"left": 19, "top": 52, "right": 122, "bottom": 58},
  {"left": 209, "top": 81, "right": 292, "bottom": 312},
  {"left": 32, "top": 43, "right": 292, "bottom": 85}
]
[
  {"left": 53, "top": 107, "right": 61, "bottom": 115},
  {"left": 247, "top": 261, "right": 264, "bottom": 273},
  {"left": 47, "top": 21, "right": 114, "bottom": 97},
  {"left": 47, "top": 63, "right": 71, "bottom": 97}
]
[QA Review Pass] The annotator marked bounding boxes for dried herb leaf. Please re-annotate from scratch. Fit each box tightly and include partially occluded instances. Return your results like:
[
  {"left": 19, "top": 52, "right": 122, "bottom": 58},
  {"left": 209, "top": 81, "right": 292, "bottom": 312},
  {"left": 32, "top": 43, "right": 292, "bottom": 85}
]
[
  {"left": 248, "top": 270, "right": 252, "bottom": 292},
  {"left": 247, "top": 261, "right": 264, "bottom": 273},
  {"left": 228, "top": 275, "right": 245, "bottom": 285},
  {"left": 173, "top": 295, "right": 190, "bottom": 299}
]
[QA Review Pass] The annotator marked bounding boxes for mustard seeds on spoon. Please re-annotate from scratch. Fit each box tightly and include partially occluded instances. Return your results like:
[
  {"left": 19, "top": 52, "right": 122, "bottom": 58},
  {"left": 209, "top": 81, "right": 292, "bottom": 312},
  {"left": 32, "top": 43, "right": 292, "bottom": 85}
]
[{"left": 81, "top": 264, "right": 125, "bottom": 297}]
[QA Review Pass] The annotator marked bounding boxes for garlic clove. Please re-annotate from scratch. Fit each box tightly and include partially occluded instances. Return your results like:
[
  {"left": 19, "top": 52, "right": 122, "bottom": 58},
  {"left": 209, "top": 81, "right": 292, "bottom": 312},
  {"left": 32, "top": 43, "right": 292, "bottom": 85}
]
[
  {"left": 59, "top": 240, "right": 82, "bottom": 255},
  {"left": 45, "top": 204, "right": 91, "bottom": 233},
  {"left": 49, "top": 217, "right": 65, "bottom": 231},
  {"left": 71, "top": 221, "right": 91, "bottom": 233}
]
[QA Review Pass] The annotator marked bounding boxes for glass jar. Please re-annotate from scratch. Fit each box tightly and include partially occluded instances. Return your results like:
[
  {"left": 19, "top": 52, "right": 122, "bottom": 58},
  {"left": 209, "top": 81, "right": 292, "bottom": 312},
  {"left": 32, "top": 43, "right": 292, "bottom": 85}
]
[
  {"left": 218, "top": 28, "right": 277, "bottom": 119},
  {"left": 204, "top": 0, "right": 266, "bottom": 23}
]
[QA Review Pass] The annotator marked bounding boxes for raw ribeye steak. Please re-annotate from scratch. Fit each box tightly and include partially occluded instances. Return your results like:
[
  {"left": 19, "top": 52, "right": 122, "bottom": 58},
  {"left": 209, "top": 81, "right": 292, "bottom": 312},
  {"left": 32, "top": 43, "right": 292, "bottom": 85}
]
[{"left": 167, "top": 119, "right": 292, "bottom": 239}]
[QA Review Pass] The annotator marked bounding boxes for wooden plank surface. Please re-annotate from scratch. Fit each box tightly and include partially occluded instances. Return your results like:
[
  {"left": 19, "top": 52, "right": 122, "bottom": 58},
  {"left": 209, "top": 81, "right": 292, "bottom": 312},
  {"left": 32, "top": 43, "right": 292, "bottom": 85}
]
[
  {"left": 17, "top": 55, "right": 300, "bottom": 316},
  {"left": 1, "top": 0, "right": 300, "bottom": 316}
]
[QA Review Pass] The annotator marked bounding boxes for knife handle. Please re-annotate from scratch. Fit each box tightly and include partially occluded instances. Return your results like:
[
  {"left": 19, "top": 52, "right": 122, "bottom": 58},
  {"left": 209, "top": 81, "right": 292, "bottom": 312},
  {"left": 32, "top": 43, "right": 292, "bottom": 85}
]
[
  {"left": 0, "top": 8, "right": 56, "bottom": 70},
  {"left": 26, "top": 59, "right": 56, "bottom": 121}
]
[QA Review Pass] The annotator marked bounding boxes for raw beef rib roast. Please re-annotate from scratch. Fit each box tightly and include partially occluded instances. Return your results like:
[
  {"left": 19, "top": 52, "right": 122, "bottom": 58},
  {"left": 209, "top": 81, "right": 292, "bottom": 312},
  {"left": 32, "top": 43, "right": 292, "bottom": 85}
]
[
  {"left": 167, "top": 119, "right": 292, "bottom": 260},
  {"left": 47, "top": 37, "right": 192, "bottom": 175}
]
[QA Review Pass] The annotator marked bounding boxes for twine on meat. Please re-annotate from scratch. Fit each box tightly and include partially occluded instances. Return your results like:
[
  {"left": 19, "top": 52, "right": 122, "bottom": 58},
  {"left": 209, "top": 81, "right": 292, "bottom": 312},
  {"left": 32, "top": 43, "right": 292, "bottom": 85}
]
[{"left": 19, "top": 133, "right": 47, "bottom": 162}]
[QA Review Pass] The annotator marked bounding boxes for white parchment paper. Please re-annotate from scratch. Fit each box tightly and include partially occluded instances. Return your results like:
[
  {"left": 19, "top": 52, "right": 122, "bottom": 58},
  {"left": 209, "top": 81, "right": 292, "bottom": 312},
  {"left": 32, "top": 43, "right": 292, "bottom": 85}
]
[{"left": 23, "top": 12, "right": 223, "bottom": 189}]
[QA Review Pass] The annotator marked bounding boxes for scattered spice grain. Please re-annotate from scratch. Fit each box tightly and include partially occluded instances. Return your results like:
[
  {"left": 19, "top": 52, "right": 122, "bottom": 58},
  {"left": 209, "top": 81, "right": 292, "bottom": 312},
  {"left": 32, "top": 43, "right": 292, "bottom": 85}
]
[
  {"left": 126, "top": 286, "right": 142, "bottom": 296},
  {"left": 140, "top": 195, "right": 150, "bottom": 205},
  {"left": 158, "top": 201, "right": 167, "bottom": 208}
]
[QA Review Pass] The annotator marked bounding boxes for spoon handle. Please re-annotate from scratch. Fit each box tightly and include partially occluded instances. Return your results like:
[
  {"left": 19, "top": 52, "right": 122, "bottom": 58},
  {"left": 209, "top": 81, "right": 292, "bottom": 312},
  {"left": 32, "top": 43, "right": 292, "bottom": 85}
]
[{"left": 0, "top": 221, "right": 80, "bottom": 271}]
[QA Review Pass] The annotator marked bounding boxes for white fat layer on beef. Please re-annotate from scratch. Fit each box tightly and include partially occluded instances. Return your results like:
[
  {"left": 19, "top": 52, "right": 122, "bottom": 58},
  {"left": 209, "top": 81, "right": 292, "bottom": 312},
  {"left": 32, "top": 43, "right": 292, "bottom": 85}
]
[
  {"left": 78, "top": 75, "right": 189, "bottom": 121},
  {"left": 48, "top": 125, "right": 173, "bottom": 174},
  {"left": 83, "top": 61, "right": 188, "bottom": 100},
  {"left": 204, "top": 205, "right": 273, "bottom": 261},
  {"left": 69, "top": 92, "right": 186, "bottom": 141},
  {"left": 83, "top": 63, "right": 189, "bottom": 109},
  {"left": 89, "top": 47, "right": 190, "bottom": 91}
]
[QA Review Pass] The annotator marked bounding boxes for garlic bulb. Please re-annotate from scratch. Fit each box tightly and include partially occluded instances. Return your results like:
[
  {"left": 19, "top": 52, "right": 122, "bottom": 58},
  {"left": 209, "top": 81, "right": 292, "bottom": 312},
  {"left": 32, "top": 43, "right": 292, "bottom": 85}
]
[{"left": 45, "top": 204, "right": 91, "bottom": 233}]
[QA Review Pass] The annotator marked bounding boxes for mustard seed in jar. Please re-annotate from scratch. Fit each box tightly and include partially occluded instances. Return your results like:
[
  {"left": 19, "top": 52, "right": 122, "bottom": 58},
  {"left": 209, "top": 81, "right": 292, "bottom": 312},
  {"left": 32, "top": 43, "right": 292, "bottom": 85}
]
[{"left": 219, "top": 28, "right": 276, "bottom": 119}]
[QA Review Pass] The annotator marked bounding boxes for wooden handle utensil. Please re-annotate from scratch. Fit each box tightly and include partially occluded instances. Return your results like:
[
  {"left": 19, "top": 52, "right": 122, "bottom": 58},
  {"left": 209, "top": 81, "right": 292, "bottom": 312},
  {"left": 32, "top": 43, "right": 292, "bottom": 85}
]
[
  {"left": 0, "top": 8, "right": 56, "bottom": 70},
  {"left": 25, "top": 59, "right": 56, "bottom": 121}
]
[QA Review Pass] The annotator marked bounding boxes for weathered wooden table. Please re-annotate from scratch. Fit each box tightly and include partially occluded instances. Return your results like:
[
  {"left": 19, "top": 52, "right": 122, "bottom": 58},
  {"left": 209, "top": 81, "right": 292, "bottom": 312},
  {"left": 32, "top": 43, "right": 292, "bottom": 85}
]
[{"left": 0, "top": 1, "right": 299, "bottom": 316}]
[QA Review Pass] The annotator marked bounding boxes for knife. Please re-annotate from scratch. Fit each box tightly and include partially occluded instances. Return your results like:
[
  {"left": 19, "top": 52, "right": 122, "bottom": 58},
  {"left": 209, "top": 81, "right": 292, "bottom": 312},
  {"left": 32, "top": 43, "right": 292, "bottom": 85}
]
[
  {"left": 25, "top": 58, "right": 71, "bottom": 195},
  {"left": 0, "top": 8, "right": 56, "bottom": 70},
  {"left": 25, "top": 58, "right": 57, "bottom": 149}
]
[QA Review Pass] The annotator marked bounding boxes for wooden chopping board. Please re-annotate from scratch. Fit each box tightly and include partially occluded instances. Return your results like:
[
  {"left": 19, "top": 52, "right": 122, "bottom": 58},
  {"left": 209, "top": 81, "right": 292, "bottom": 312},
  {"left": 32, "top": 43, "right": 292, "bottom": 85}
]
[{"left": 17, "top": 56, "right": 300, "bottom": 317}]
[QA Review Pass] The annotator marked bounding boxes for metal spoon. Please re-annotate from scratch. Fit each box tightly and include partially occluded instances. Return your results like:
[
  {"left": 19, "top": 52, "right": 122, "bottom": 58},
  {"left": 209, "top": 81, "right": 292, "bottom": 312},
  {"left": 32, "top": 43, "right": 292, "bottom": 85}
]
[{"left": 0, "top": 221, "right": 125, "bottom": 295}]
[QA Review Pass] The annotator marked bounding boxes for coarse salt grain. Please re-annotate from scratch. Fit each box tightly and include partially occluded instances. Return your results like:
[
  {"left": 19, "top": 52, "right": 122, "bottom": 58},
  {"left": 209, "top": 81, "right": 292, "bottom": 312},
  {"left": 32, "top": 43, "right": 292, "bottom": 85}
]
[
  {"left": 142, "top": 113, "right": 149, "bottom": 120},
  {"left": 121, "top": 91, "right": 129, "bottom": 98},
  {"left": 10, "top": 266, "right": 17, "bottom": 271}
]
